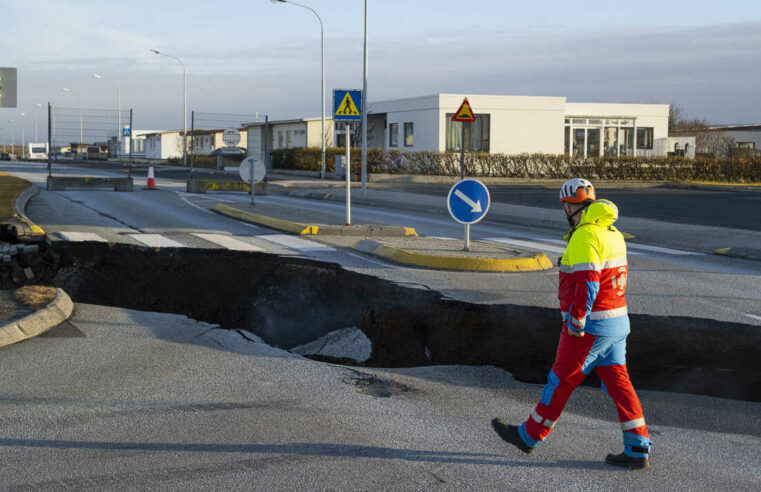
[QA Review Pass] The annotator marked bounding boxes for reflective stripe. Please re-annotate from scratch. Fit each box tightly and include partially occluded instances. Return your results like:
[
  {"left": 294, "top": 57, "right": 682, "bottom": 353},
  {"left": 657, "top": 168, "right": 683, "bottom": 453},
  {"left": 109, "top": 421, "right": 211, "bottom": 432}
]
[
  {"left": 621, "top": 417, "right": 646, "bottom": 431},
  {"left": 602, "top": 257, "right": 628, "bottom": 269},
  {"left": 589, "top": 306, "right": 628, "bottom": 320},
  {"left": 572, "top": 262, "right": 601, "bottom": 273},
  {"left": 563, "top": 257, "right": 627, "bottom": 273},
  {"left": 531, "top": 409, "right": 556, "bottom": 428},
  {"left": 570, "top": 316, "right": 586, "bottom": 328}
]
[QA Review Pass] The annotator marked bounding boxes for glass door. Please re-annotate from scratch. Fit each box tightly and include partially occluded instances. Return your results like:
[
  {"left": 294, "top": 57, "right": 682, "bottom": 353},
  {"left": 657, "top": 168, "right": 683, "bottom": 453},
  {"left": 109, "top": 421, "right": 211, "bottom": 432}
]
[
  {"left": 587, "top": 128, "right": 600, "bottom": 157},
  {"left": 573, "top": 129, "right": 585, "bottom": 157}
]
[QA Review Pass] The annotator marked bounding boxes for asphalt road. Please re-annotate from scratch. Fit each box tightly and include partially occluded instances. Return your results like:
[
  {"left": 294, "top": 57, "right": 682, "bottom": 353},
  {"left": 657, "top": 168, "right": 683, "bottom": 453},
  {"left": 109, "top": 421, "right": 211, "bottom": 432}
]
[
  {"left": 0, "top": 303, "right": 757, "bottom": 489},
  {"left": 5, "top": 162, "right": 759, "bottom": 328},
  {"left": 392, "top": 184, "right": 761, "bottom": 231}
]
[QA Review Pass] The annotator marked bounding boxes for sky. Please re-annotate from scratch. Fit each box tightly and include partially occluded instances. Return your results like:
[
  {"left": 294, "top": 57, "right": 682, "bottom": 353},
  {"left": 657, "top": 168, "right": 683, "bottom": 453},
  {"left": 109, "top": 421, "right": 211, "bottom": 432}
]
[{"left": 1, "top": 0, "right": 760, "bottom": 140}]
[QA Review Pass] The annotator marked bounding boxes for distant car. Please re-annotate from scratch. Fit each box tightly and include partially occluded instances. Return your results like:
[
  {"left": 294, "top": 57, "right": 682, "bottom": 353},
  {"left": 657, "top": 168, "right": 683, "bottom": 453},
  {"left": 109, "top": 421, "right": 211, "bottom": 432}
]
[{"left": 0, "top": 152, "right": 11, "bottom": 161}]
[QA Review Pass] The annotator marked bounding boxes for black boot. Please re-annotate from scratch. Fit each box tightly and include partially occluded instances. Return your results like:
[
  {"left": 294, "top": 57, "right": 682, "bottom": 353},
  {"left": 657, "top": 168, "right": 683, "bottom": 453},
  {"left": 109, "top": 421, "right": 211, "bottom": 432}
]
[
  {"left": 491, "top": 418, "right": 534, "bottom": 454},
  {"left": 605, "top": 452, "right": 650, "bottom": 471}
]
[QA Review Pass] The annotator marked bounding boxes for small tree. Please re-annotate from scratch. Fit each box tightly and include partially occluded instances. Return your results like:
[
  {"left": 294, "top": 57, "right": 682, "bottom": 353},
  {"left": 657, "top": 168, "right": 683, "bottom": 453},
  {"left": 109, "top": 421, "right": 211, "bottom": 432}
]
[{"left": 669, "top": 105, "right": 735, "bottom": 157}]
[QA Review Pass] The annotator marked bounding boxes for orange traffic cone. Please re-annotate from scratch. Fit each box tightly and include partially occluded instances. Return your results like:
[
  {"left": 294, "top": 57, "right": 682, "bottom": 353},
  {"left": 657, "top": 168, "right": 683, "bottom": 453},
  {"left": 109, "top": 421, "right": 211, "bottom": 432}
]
[{"left": 145, "top": 162, "right": 157, "bottom": 190}]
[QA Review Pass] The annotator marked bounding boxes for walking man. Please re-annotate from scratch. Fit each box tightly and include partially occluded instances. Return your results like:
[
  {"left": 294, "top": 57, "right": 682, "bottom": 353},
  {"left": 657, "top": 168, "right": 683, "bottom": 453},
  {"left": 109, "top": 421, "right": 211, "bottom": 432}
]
[{"left": 492, "top": 178, "right": 652, "bottom": 470}]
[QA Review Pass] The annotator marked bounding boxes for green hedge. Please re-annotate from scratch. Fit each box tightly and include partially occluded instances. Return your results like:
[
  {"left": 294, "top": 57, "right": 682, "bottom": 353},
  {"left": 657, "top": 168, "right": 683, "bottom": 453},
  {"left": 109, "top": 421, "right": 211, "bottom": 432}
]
[{"left": 271, "top": 147, "right": 761, "bottom": 182}]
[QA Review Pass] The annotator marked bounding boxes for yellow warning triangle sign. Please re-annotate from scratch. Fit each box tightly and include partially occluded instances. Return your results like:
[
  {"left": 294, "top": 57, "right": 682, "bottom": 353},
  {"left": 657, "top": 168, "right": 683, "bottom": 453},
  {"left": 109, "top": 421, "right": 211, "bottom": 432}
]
[
  {"left": 336, "top": 92, "right": 360, "bottom": 117},
  {"left": 452, "top": 98, "right": 476, "bottom": 122}
]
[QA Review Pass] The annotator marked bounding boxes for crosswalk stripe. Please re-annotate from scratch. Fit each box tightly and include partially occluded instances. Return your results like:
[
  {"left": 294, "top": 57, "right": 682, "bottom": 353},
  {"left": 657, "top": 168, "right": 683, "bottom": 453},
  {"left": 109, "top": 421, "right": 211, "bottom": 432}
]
[
  {"left": 56, "top": 231, "right": 108, "bottom": 242},
  {"left": 626, "top": 243, "right": 702, "bottom": 256},
  {"left": 127, "top": 233, "right": 187, "bottom": 248},
  {"left": 191, "top": 233, "right": 264, "bottom": 252},
  {"left": 257, "top": 234, "right": 335, "bottom": 252},
  {"left": 484, "top": 237, "right": 567, "bottom": 255}
]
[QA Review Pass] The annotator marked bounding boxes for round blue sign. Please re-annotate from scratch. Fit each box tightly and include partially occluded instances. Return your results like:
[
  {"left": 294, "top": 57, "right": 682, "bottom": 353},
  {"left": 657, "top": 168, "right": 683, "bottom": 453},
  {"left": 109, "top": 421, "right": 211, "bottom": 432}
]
[{"left": 447, "top": 179, "right": 490, "bottom": 225}]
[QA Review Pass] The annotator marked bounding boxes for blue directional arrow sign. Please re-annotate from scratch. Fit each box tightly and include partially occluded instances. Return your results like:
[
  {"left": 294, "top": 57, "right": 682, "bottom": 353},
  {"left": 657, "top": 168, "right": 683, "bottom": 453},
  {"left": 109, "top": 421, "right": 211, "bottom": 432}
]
[{"left": 447, "top": 179, "right": 491, "bottom": 225}]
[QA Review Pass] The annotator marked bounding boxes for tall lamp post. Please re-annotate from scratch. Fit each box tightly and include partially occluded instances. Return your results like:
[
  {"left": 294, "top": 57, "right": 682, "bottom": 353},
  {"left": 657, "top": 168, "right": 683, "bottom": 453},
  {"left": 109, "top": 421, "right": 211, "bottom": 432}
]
[
  {"left": 19, "top": 112, "right": 26, "bottom": 158},
  {"left": 92, "top": 74, "right": 121, "bottom": 158},
  {"left": 361, "top": 0, "right": 369, "bottom": 192},
  {"left": 7, "top": 120, "right": 14, "bottom": 156},
  {"left": 151, "top": 49, "right": 187, "bottom": 166},
  {"left": 271, "top": 0, "right": 326, "bottom": 178},
  {"left": 61, "top": 87, "right": 83, "bottom": 152},
  {"left": 34, "top": 102, "right": 43, "bottom": 141}
]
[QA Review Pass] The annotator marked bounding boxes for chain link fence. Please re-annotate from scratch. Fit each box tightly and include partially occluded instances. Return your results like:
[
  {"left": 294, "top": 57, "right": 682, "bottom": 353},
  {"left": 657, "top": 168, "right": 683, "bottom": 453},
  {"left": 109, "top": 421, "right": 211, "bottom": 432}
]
[
  {"left": 50, "top": 106, "right": 131, "bottom": 161},
  {"left": 189, "top": 111, "right": 265, "bottom": 176}
]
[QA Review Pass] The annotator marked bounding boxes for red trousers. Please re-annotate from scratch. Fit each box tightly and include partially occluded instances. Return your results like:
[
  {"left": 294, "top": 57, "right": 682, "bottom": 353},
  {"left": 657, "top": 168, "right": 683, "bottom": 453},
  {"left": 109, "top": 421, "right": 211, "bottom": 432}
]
[{"left": 519, "top": 329, "right": 651, "bottom": 456}]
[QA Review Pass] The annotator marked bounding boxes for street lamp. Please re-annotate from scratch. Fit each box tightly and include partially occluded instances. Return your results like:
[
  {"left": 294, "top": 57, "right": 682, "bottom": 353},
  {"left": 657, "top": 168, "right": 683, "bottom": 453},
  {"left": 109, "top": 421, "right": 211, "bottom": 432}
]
[
  {"left": 7, "top": 119, "right": 14, "bottom": 157},
  {"left": 271, "top": 0, "right": 326, "bottom": 178},
  {"left": 61, "top": 87, "right": 83, "bottom": 151},
  {"left": 34, "top": 102, "right": 42, "bottom": 141},
  {"left": 93, "top": 73, "right": 122, "bottom": 158},
  {"left": 151, "top": 49, "right": 187, "bottom": 166},
  {"left": 19, "top": 112, "right": 26, "bottom": 158}
]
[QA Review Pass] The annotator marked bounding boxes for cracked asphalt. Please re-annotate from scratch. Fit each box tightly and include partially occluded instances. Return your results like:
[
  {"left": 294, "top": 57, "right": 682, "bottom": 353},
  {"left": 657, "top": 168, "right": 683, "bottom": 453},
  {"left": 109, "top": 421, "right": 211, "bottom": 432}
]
[{"left": 0, "top": 303, "right": 758, "bottom": 490}]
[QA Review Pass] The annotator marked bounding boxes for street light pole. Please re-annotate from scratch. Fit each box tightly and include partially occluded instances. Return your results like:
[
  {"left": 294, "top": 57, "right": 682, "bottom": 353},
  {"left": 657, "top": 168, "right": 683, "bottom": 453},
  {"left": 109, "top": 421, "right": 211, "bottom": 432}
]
[
  {"left": 19, "top": 112, "right": 27, "bottom": 158},
  {"left": 8, "top": 120, "right": 15, "bottom": 156},
  {"left": 93, "top": 74, "right": 121, "bottom": 158},
  {"left": 151, "top": 50, "right": 187, "bottom": 166},
  {"left": 271, "top": 0, "right": 326, "bottom": 178},
  {"left": 34, "top": 102, "right": 43, "bottom": 141},
  {"left": 361, "top": 0, "right": 369, "bottom": 192},
  {"left": 61, "top": 87, "right": 83, "bottom": 150}
]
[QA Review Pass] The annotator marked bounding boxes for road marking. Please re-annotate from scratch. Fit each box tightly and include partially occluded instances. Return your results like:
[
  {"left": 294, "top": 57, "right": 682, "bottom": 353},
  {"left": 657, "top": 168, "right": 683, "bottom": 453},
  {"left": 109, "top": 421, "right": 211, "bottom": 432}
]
[
  {"left": 740, "top": 312, "right": 761, "bottom": 322},
  {"left": 484, "top": 237, "right": 567, "bottom": 255},
  {"left": 127, "top": 234, "right": 187, "bottom": 248},
  {"left": 626, "top": 243, "right": 703, "bottom": 256},
  {"left": 177, "top": 193, "right": 218, "bottom": 216},
  {"left": 56, "top": 231, "right": 108, "bottom": 242},
  {"left": 191, "top": 233, "right": 264, "bottom": 252},
  {"left": 257, "top": 234, "right": 335, "bottom": 252}
]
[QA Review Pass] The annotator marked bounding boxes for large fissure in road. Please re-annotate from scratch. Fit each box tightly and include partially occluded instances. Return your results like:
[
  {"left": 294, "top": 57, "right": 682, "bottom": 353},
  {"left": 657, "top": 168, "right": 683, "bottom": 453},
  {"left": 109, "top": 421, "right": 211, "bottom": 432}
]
[{"left": 25, "top": 242, "right": 761, "bottom": 402}]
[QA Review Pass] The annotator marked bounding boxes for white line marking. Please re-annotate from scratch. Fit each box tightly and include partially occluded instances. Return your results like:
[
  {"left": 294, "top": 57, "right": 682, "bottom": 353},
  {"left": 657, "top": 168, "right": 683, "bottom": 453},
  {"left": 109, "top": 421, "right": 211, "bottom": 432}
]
[
  {"left": 257, "top": 234, "right": 335, "bottom": 252},
  {"left": 741, "top": 312, "right": 761, "bottom": 322},
  {"left": 626, "top": 243, "right": 703, "bottom": 256},
  {"left": 56, "top": 231, "right": 108, "bottom": 242},
  {"left": 343, "top": 250, "right": 404, "bottom": 269},
  {"left": 484, "top": 237, "right": 567, "bottom": 254},
  {"left": 177, "top": 193, "right": 218, "bottom": 216},
  {"left": 191, "top": 233, "right": 263, "bottom": 251},
  {"left": 127, "top": 234, "right": 187, "bottom": 248}
]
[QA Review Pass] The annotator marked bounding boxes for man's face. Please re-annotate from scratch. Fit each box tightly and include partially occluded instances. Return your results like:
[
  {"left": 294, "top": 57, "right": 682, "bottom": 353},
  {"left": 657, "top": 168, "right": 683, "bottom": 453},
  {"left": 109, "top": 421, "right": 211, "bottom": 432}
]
[{"left": 564, "top": 202, "right": 580, "bottom": 227}]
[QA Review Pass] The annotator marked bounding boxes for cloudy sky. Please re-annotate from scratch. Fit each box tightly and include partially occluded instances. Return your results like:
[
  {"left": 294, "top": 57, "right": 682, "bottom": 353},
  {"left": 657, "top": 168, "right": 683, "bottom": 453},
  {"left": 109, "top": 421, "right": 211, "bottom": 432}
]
[{"left": 2, "top": 0, "right": 760, "bottom": 138}]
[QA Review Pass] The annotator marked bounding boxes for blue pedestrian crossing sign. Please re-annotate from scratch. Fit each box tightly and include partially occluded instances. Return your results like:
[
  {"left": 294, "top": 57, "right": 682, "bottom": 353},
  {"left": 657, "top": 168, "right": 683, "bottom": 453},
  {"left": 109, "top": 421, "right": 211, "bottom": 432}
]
[
  {"left": 333, "top": 89, "right": 362, "bottom": 121},
  {"left": 447, "top": 179, "right": 491, "bottom": 225},
  {"left": 122, "top": 127, "right": 131, "bottom": 137}
]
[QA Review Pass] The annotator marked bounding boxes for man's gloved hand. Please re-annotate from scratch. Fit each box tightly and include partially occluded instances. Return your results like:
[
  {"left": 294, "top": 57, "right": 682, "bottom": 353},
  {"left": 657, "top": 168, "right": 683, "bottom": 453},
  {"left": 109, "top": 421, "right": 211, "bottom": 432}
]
[{"left": 565, "top": 319, "right": 585, "bottom": 337}]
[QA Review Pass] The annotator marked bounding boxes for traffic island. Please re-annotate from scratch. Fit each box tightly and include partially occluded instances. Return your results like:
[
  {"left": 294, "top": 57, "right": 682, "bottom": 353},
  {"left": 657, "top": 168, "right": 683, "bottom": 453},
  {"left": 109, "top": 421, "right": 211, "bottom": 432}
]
[
  {"left": 353, "top": 237, "right": 553, "bottom": 272},
  {"left": 213, "top": 202, "right": 417, "bottom": 237}
]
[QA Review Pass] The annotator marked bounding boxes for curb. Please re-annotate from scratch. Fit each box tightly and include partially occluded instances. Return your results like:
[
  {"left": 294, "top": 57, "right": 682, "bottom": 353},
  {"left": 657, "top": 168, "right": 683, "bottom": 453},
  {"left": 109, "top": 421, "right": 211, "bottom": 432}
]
[
  {"left": 212, "top": 203, "right": 417, "bottom": 237},
  {"left": 14, "top": 184, "right": 46, "bottom": 236},
  {"left": 714, "top": 247, "right": 761, "bottom": 261},
  {"left": 0, "top": 288, "right": 74, "bottom": 348},
  {"left": 353, "top": 239, "right": 553, "bottom": 272}
]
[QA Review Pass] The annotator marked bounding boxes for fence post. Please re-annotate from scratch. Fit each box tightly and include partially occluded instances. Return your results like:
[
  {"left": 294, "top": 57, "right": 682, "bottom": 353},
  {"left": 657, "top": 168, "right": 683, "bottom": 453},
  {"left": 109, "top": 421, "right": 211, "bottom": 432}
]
[
  {"left": 264, "top": 115, "right": 269, "bottom": 169},
  {"left": 47, "top": 103, "right": 52, "bottom": 178},
  {"left": 129, "top": 109, "right": 133, "bottom": 177},
  {"left": 190, "top": 110, "right": 195, "bottom": 179}
]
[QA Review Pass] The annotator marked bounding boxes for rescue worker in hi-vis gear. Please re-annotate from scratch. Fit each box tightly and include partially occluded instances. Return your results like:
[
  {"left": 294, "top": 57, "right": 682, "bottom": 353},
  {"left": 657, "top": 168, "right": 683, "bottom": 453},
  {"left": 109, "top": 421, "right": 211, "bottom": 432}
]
[{"left": 492, "top": 178, "right": 652, "bottom": 471}]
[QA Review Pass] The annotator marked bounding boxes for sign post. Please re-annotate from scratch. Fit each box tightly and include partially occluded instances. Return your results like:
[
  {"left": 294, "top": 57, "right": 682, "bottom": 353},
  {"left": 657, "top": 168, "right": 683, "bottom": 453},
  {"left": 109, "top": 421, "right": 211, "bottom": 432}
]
[
  {"left": 239, "top": 156, "right": 267, "bottom": 206},
  {"left": 452, "top": 97, "right": 476, "bottom": 181},
  {"left": 333, "top": 89, "right": 362, "bottom": 226},
  {"left": 447, "top": 178, "right": 490, "bottom": 252}
]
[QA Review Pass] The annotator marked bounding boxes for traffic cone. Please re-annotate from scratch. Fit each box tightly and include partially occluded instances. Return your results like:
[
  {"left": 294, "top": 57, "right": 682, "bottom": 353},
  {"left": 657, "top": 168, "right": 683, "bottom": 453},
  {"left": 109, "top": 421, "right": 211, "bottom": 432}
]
[{"left": 145, "top": 162, "right": 157, "bottom": 190}]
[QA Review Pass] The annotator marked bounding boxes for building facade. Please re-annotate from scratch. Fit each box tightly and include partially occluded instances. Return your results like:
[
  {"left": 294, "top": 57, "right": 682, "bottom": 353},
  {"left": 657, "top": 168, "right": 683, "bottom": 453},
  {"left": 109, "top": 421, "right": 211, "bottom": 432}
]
[
  {"left": 244, "top": 117, "right": 334, "bottom": 161},
  {"left": 367, "top": 94, "right": 677, "bottom": 157}
]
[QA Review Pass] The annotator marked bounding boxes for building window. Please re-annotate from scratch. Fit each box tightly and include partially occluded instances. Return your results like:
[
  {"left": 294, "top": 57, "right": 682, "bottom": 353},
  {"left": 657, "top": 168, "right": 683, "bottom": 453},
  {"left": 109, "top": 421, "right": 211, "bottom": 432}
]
[
  {"left": 445, "top": 114, "right": 490, "bottom": 152},
  {"left": 278, "top": 131, "right": 284, "bottom": 149},
  {"left": 404, "top": 123, "right": 414, "bottom": 147},
  {"left": 286, "top": 130, "right": 293, "bottom": 148},
  {"left": 737, "top": 142, "right": 756, "bottom": 149},
  {"left": 636, "top": 127, "right": 654, "bottom": 149},
  {"left": 389, "top": 123, "right": 398, "bottom": 147}
]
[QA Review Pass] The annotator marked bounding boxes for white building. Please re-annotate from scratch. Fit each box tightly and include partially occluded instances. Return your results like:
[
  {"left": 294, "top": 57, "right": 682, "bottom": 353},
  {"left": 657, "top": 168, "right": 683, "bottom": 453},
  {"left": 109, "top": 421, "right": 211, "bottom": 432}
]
[
  {"left": 366, "top": 94, "right": 679, "bottom": 158},
  {"left": 244, "top": 117, "right": 334, "bottom": 161},
  {"left": 705, "top": 124, "right": 761, "bottom": 155},
  {"left": 144, "top": 130, "right": 184, "bottom": 160}
]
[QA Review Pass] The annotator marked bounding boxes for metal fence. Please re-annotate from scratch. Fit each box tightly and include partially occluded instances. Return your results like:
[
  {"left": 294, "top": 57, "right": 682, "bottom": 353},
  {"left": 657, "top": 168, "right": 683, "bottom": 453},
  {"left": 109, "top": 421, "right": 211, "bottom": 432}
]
[
  {"left": 50, "top": 106, "right": 131, "bottom": 161},
  {"left": 189, "top": 111, "right": 266, "bottom": 176}
]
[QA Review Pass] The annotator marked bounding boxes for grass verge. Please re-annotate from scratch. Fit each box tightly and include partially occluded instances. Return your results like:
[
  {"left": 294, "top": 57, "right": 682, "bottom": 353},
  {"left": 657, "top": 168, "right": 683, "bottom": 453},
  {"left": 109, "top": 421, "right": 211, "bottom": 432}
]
[{"left": 0, "top": 171, "right": 33, "bottom": 222}]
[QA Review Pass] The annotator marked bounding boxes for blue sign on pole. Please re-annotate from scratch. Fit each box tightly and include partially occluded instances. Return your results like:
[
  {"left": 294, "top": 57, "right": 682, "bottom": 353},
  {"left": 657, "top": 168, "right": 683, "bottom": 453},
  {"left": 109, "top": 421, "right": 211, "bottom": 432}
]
[
  {"left": 447, "top": 179, "right": 491, "bottom": 225},
  {"left": 333, "top": 89, "right": 362, "bottom": 121},
  {"left": 122, "top": 127, "right": 131, "bottom": 137}
]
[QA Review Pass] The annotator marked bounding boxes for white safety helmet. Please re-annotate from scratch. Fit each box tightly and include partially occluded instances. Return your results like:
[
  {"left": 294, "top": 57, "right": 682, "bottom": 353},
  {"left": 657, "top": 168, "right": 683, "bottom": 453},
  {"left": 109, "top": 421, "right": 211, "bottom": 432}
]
[{"left": 559, "top": 178, "right": 596, "bottom": 204}]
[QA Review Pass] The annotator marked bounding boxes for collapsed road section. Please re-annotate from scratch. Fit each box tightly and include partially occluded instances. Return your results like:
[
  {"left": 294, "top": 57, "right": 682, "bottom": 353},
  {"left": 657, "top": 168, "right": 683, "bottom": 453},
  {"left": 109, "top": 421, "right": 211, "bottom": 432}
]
[{"left": 16, "top": 241, "right": 761, "bottom": 402}]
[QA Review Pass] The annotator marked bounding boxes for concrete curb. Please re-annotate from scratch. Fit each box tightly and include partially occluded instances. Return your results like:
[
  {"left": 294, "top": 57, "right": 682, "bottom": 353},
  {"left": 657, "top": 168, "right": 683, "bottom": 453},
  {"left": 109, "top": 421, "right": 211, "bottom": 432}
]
[
  {"left": 14, "top": 184, "right": 45, "bottom": 236},
  {"left": 714, "top": 247, "right": 761, "bottom": 261},
  {"left": 212, "top": 203, "right": 417, "bottom": 237},
  {"left": 0, "top": 288, "right": 73, "bottom": 348},
  {"left": 353, "top": 239, "right": 553, "bottom": 272}
]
